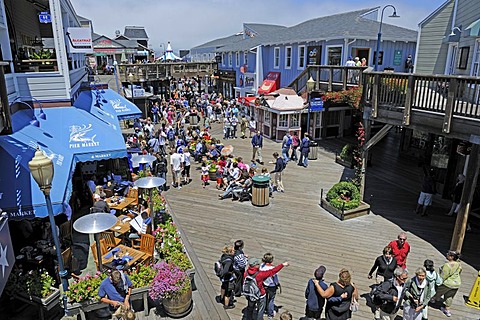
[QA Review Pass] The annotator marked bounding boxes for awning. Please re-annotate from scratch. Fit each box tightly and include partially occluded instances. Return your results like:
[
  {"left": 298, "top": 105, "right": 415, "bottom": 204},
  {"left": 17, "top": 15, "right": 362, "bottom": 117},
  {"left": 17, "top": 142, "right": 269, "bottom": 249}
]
[
  {"left": 0, "top": 107, "right": 128, "bottom": 220},
  {"left": 466, "top": 18, "right": 480, "bottom": 37},
  {"left": 74, "top": 88, "right": 142, "bottom": 121},
  {"left": 258, "top": 80, "right": 277, "bottom": 95},
  {"left": 237, "top": 96, "right": 256, "bottom": 106}
]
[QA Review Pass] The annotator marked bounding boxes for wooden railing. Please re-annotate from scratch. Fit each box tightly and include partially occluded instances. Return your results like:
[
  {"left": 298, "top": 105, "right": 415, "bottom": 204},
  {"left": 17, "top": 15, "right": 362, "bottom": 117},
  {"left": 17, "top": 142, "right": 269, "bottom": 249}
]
[
  {"left": 363, "top": 71, "right": 480, "bottom": 132},
  {"left": 117, "top": 62, "right": 217, "bottom": 82},
  {"left": 289, "top": 65, "right": 367, "bottom": 93}
]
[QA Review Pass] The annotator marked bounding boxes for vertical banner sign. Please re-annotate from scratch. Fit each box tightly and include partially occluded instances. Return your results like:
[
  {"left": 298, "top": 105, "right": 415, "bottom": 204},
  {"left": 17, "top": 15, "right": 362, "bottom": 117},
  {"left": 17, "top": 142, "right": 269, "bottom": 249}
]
[
  {"left": 307, "top": 46, "right": 322, "bottom": 65},
  {"left": 0, "top": 216, "right": 15, "bottom": 296},
  {"left": 393, "top": 50, "right": 403, "bottom": 66},
  {"left": 66, "top": 27, "right": 93, "bottom": 53}
]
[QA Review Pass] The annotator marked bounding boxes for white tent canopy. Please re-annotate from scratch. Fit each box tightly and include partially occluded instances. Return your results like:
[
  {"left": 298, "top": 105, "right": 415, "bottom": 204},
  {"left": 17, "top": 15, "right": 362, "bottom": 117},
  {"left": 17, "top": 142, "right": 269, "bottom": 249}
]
[{"left": 156, "top": 42, "right": 181, "bottom": 61}]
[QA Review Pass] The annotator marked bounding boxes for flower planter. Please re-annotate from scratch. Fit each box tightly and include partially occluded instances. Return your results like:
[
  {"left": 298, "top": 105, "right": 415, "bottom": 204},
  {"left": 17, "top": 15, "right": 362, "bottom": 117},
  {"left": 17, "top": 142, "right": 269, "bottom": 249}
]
[
  {"left": 335, "top": 156, "right": 354, "bottom": 169},
  {"left": 16, "top": 287, "right": 60, "bottom": 311},
  {"left": 208, "top": 170, "right": 217, "bottom": 181},
  {"left": 162, "top": 286, "right": 193, "bottom": 318},
  {"left": 320, "top": 198, "right": 370, "bottom": 221}
]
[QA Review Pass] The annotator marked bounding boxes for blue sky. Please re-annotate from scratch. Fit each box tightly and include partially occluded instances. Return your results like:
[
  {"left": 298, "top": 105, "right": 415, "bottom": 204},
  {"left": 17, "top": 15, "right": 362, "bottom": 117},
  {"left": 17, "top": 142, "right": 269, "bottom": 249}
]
[{"left": 72, "top": 0, "right": 446, "bottom": 54}]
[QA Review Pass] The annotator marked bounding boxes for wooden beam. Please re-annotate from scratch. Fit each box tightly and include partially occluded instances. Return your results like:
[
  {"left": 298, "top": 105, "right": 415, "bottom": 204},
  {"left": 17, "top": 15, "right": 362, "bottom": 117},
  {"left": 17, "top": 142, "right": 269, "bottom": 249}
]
[
  {"left": 328, "top": 68, "right": 333, "bottom": 92},
  {"left": 442, "top": 78, "right": 456, "bottom": 134},
  {"left": 363, "top": 124, "right": 393, "bottom": 151},
  {"left": 450, "top": 143, "right": 480, "bottom": 252},
  {"left": 372, "top": 74, "right": 379, "bottom": 118},
  {"left": 403, "top": 74, "right": 414, "bottom": 126}
]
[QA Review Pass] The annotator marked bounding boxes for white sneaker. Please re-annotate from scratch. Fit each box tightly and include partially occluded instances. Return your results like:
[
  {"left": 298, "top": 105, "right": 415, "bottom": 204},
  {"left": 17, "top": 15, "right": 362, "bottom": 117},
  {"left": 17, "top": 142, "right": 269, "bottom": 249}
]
[{"left": 177, "top": 186, "right": 182, "bottom": 189}]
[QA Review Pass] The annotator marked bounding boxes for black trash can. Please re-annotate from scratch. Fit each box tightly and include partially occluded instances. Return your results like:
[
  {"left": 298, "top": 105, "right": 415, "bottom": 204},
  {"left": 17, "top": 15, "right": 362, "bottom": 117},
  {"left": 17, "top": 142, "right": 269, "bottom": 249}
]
[{"left": 308, "top": 141, "right": 319, "bottom": 160}]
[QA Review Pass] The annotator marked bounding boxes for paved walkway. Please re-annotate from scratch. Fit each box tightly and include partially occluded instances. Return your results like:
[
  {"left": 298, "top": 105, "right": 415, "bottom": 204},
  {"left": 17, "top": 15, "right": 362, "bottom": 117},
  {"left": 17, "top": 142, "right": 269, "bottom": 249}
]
[{"left": 163, "top": 123, "right": 480, "bottom": 320}]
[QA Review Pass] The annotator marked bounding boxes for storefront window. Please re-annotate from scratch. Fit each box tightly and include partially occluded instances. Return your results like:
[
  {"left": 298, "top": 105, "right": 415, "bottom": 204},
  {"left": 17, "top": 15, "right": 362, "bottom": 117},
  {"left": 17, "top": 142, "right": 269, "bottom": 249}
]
[
  {"left": 290, "top": 113, "right": 299, "bottom": 127},
  {"left": 431, "top": 136, "right": 451, "bottom": 169},
  {"left": 279, "top": 114, "right": 288, "bottom": 127},
  {"left": 285, "top": 46, "right": 292, "bottom": 69},
  {"left": 327, "top": 46, "right": 342, "bottom": 65},
  {"left": 264, "top": 111, "right": 270, "bottom": 123},
  {"left": 410, "top": 130, "right": 429, "bottom": 150}
]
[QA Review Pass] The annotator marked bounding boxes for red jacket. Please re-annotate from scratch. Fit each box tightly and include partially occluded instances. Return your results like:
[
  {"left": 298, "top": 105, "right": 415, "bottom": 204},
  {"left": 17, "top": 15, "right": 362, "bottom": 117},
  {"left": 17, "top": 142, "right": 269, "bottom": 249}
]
[
  {"left": 388, "top": 240, "right": 410, "bottom": 269},
  {"left": 245, "top": 264, "right": 284, "bottom": 296}
]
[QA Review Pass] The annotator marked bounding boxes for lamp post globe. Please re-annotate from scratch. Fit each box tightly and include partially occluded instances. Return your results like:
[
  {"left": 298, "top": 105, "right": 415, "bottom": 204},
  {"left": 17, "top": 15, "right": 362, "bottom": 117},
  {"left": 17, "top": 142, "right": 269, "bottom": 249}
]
[{"left": 28, "top": 147, "right": 54, "bottom": 195}]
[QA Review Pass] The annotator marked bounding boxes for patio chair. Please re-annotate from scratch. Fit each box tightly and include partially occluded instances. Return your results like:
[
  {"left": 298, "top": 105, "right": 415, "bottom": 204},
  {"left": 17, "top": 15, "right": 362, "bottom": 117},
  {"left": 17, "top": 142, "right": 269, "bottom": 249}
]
[
  {"left": 90, "top": 239, "right": 108, "bottom": 269},
  {"left": 126, "top": 187, "right": 139, "bottom": 207},
  {"left": 100, "top": 231, "right": 122, "bottom": 248},
  {"left": 132, "top": 233, "right": 155, "bottom": 265}
]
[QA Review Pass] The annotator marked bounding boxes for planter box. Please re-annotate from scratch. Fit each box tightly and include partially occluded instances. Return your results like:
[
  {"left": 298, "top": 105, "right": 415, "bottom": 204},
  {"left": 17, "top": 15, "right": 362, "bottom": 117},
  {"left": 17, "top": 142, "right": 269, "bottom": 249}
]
[
  {"left": 67, "top": 299, "right": 107, "bottom": 320},
  {"left": 184, "top": 249, "right": 196, "bottom": 291},
  {"left": 15, "top": 287, "right": 60, "bottom": 311},
  {"left": 131, "top": 286, "right": 150, "bottom": 316},
  {"left": 320, "top": 198, "right": 370, "bottom": 221},
  {"left": 335, "top": 156, "right": 354, "bottom": 169}
]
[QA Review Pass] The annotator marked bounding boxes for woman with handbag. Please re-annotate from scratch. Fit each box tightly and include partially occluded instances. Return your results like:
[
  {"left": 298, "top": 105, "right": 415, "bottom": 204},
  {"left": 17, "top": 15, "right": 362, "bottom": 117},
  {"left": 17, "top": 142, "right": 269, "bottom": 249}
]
[
  {"left": 432, "top": 251, "right": 462, "bottom": 317},
  {"left": 402, "top": 267, "right": 433, "bottom": 320},
  {"left": 313, "top": 268, "right": 358, "bottom": 320}
]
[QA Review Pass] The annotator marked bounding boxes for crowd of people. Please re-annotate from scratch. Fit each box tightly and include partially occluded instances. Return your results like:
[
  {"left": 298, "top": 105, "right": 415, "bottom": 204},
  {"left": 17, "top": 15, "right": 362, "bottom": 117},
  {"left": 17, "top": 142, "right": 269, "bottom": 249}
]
[{"left": 213, "top": 234, "right": 462, "bottom": 320}]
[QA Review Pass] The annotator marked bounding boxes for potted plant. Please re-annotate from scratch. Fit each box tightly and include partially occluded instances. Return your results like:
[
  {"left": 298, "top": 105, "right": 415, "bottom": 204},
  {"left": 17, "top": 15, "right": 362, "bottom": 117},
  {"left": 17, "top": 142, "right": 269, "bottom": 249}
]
[
  {"left": 149, "top": 261, "right": 193, "bottom": 317},
  {"left": 336, "top": 144, "right": 354, "bottom": 168},
  {"left": 208, "top": 160, "right": 218, "bottom": 181},
  {"left": 320, "top": 181, "right": 370, "bottom": 220},
  {"left": 129, "top": 264, "right": 157, "bottom": 289},
  {"left": 66, "top": 272, "right": 107, "bottom": 304},
  {"left": 6, "top": 269, "right": 60, "bottom": 308}
]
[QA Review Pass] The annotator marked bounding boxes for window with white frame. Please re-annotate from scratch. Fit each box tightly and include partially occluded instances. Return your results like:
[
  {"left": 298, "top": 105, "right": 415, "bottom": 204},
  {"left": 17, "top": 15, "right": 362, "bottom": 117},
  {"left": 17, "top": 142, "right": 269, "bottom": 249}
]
[
  {"left": 298, "top": 45, "right": 306, "bottom": 69},
  {"left": 285, "top": 46, "right": 292, "bottom": 69},
  {"left": 279, "top": 114, "right": 288, "bottom": 127},
  {"left": 471, "top": 40, "right": 480, "bottom": 77},
  {"left": 290, "top": 113, "right": 299, "bottom": 127},
  {"left": 228, "top": 52, "right": 232, "bottom": 67},
  {"left": 264, "top": 111, "right": 271, "bottom": 123},
  {"left": 244, "top": 51, "right": 248, "bottom": 65},
  {"left": 236, "top": 52, "right": 240, "bottom": 66},
  {"left": 222, "top": 53, "right": 226, "bottom": 66},
  {"left": 274, "top": 47, "right": 280, "bottom": 68}
]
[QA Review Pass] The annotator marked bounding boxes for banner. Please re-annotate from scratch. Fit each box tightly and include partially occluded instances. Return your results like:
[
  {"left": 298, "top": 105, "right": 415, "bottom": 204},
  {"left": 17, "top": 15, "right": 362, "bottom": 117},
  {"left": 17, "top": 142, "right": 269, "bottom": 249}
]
[
  {"left": 66, "top": 27, "right": 93, "bottom": 53},
  {"left": 0, "top": 215, "right": 15, "bottom": 296}
]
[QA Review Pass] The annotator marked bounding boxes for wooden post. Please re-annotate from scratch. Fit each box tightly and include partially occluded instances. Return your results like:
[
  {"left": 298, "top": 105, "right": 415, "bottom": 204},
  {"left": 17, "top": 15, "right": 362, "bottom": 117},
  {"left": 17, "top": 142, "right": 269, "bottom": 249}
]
[
  {"left": 371, "top": 74, "right": 379, "bottom": 118},
  {"left": 360, "top": 117, "right": 372, "bottom": 200},
  {"left": 443, "top": 78, "right": 456, "bottom": 134},
  {"left": 342, "top": 67, "right": 348, "bottom": 90},
  {"left": 403, "top": 74, "right": 414, "bottom": 126},
  {"left": 450, "top": 143, "right": 480, "bottom": 252},
  {"left": 328, "top": 67, "right": 333, "bottom": 92}
]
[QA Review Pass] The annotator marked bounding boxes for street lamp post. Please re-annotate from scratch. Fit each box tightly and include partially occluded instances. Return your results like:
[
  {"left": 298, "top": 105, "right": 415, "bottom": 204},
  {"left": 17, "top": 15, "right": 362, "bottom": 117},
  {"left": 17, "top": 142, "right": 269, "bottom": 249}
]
[
  {"left": 28, "top": 148, "right": 69, "bottom": 314},
  {"left": 306, "top": 76, "right": 315, "bottom": 135},
  {"left": 374, "top": 5, "right": 400, "bottom": 71}
]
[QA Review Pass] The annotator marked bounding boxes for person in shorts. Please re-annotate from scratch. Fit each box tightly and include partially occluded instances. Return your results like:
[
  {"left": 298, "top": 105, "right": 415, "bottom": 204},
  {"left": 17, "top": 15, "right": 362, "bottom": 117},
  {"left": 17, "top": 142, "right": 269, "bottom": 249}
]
[{"left": 415, "top": 167, "right": 436, "bottom": 216}]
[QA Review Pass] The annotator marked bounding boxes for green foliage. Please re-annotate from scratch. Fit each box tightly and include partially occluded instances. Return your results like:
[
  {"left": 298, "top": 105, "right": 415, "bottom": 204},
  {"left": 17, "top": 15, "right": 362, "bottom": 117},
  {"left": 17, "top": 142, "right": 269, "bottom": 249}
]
[
  {"left": 326, "top": 181, "right": 361, "bottom": 210},
  {"left": 339, "top": 144, "right": 353, "bottom": 161},
  {"left": 166, "top": 250, "right": 193, "bottom": 271},
  {"left": 31, "top": 49, "right": 52, "bottom": 60},
  {"left": 66, "top": 272, "right": 107, "bottom": 303},
  {"left": 129, "top": 264, "right": 157, "bottom": 288},
  {"left": 6, "top": 269, "right": 55, "bottom": 298}
]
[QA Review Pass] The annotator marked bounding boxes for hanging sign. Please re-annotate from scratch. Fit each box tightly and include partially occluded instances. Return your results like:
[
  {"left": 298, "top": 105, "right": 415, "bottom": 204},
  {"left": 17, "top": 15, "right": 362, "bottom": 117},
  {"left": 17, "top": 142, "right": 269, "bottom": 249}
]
[
  {"left": 66, "top": 27, "right": 93, "bottom": 53},
  {"left": 38, "top": 12, "right": 51, "bottom": 24}
]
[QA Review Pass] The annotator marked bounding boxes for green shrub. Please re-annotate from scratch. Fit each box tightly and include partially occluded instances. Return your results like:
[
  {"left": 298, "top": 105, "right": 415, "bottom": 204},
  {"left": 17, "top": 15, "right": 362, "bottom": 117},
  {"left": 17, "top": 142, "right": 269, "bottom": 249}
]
[
  {"left": 339, "top": 144, "right": 353, "bottom": 161},
  {"left": 326, "top": 181, "right": 361, "bottom": 210}
]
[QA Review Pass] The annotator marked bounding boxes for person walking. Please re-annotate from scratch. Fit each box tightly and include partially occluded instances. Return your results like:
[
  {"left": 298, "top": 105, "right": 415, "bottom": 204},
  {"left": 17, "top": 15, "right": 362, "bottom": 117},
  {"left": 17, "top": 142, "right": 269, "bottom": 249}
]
[
  {"left": 251, "top": 130, "right": 264, "bottom": 165},
  {"left": 259, "top": 253, "right": 281, "bottom": 320},
  {"left": 170, "top": 149, "right": 183, "bottom": 189},
  {"left": 290, "top": 131, "right": 300, "bottom": 161},
  {"left": 388, "top": 232, "right": 410, "bottom": 270},
  {"left": 281, "top": 131, "right": 293, "bottom": 163},
  {"left": 423, "top": 259, "right": 442, "bottom": 320},
  {"left": 217, "top": 245, "right": 236, "bottom": 309},
  {"left": 240, "top": 117, "right": 248, "bottom": 139},
  {"left": 414, "top": 167, "right": 436, "bottom": 216},
  {"left": 432, "top": 250, "right": 462, "bottom": 318},
  {"left": 368, "top": 245, "right": 397, "bottom": 282},
  {"left": 313, "top": 268, "right": 358, "bottom": 320},
  {"left": 244, "top": 258, "right": 289, "bottom": 320},
  {"left": 270, "top": 152, "right": 285, "bottom": 193},
  {"left": 373, "top": 267, "right": 409, "bottom": 320},
  {"left": 297, "top": 133, "right": 311, "bottom": 168},
  {"left": 403, "top": 267, "right": 433, "bottom": 320},
  {"left": 446, "top": 174, "right": 465, "bottom": 216}
]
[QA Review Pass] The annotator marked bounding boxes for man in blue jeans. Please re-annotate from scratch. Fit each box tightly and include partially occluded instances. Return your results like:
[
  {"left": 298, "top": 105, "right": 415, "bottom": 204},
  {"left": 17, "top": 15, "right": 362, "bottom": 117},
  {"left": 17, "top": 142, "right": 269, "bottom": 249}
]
[
  {"left": 281, "top": 132, "right": 293, "bottom": 163},
  {"left": 297, "top": 133, "right": 311, "bottom": 167},
  {"left": 251, "top": 131, "right": 264, "bottom": 165}
]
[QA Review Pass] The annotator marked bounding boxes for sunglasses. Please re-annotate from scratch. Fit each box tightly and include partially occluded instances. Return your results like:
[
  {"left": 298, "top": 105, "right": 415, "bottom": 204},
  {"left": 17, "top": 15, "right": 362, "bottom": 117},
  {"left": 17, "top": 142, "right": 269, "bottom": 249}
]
[
  {"left": 398, "top": 238, "right": 406, "bottom": 241},
  {"left": 399, "top": 276, "right": 408, "bottom": 281}
]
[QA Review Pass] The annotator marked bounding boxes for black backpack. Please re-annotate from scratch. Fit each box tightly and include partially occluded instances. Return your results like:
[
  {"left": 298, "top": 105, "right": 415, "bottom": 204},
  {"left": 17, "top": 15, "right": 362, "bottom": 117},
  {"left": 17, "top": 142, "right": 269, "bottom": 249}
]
[{"left": 214, "top": 256, "right": 232, "bottom": 278}]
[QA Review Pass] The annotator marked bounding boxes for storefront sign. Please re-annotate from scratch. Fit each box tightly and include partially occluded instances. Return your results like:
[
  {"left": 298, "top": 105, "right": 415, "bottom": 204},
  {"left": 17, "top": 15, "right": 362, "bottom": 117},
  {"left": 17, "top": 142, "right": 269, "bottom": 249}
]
[
  {"left": 38, "top": 12, "right": 51, "bottom": 24},
  {"left": 66, "top": 27, "right": 93, "bottom": 53},
  {"left": 0, "top": 216, "right": 15, "bottom": 296},
  {"left": 133, "top": 88, "right": 145, "bottom": 97},
  {"left": 393, "top": 50, "right": 403, "bottom": 66},
  {"left": 69, "top": 124, "right": 99, "bottom": 149},
  {"left": 310, "top": 98, "right": 324, "bottom": 111}
]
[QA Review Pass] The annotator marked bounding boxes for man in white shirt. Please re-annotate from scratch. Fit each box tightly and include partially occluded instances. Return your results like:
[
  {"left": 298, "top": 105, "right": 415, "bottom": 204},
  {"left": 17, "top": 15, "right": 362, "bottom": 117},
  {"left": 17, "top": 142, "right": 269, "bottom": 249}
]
[{"left": 170, "top": 149, "right": 184, "bottom": 189}]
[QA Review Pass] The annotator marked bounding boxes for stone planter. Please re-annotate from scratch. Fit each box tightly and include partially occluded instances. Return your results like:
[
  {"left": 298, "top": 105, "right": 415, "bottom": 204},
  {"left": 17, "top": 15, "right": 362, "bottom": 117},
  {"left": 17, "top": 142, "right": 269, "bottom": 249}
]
[
  {"left": 335, "top": 156, "right": 354, "bottom": 169},
  {"left": 162, "top": 286, "right": 193, "bottom": 318},
  {"left": 320, "top": 198, "right": 370, "bottom": 221}
]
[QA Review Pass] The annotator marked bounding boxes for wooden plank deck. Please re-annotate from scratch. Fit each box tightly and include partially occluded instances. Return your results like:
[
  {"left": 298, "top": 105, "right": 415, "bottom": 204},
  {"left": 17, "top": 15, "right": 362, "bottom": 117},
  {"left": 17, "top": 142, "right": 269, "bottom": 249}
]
[{"left": 163, "top": 122, "right": 480, "bottom": 320}]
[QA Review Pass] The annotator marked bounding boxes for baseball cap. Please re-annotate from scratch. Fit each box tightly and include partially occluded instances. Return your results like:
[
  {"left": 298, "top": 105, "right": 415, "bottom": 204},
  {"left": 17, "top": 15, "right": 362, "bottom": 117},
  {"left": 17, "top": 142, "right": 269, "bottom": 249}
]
[{"left": 248, "top": 258, "right": 261, "bottom": 267}]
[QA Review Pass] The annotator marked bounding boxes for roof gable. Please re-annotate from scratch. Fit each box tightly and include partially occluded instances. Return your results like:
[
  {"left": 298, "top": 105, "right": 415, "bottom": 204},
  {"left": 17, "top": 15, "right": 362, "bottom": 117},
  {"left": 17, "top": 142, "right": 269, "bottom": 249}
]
[{"left": 123, "top": 26, "right": 148, "bottom": 39}]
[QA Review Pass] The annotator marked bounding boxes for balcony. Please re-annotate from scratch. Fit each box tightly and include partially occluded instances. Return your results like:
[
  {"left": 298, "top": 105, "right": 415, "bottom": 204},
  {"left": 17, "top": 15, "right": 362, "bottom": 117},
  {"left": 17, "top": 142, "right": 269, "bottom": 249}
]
[{"left": 117, "top": 62, "right": 217, "bottom": 82}]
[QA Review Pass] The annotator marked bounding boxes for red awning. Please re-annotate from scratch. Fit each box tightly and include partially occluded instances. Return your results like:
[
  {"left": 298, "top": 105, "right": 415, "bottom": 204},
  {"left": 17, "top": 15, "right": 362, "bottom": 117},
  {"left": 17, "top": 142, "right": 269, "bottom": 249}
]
[
  {"left": 258, "top": 80, "right": 276, "bottom": 94},
  {"left": 237, "top": 96, "right": 256, "bottom": 105}
]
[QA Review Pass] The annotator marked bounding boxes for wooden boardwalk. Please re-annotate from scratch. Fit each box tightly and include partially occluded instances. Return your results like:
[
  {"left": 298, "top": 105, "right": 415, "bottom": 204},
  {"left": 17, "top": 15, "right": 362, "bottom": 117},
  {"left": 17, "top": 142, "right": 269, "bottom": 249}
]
[{"left": 163, "top": 122, "right": 480, "bottom": 320}]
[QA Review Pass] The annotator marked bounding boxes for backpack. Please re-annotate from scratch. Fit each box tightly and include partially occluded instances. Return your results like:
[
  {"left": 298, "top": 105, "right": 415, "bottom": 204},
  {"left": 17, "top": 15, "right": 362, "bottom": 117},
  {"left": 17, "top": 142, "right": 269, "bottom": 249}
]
[
  {"left": 286, "top": 136, "right": 292, "bottom": 147},
  {"left": 242, "top": 271, "right": 261, "bottom": 301},
  {"left": 214, "top": 256, "right": 232, "bottom": 278},
  {"left": 369, "top": 279, "right": 392, "bottom": 305}
]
